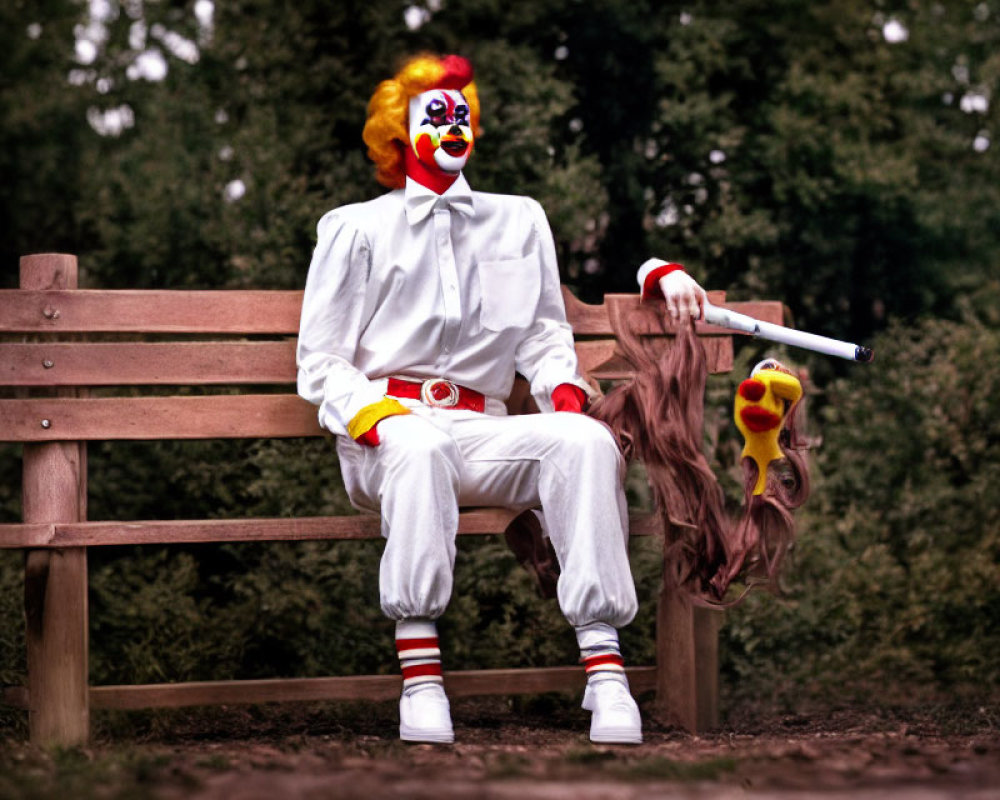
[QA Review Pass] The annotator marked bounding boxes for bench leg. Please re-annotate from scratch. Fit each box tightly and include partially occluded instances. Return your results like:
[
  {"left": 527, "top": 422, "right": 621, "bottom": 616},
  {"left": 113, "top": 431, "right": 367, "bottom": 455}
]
[
  {"left": 654, "top": 588, "right": 721, "bottom": 733},
  {"left": 23, "top": 443, "right": 89, "bottom": 746},
  {"left": 19, "top": 255, "right": 90, "bottom": 746},
  {"left": 693, "top": 604, "right": 722, "bottom": 731}
]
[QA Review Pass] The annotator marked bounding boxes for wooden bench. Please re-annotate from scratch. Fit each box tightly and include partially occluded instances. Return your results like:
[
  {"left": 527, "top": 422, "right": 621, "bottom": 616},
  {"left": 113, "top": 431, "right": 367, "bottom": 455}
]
[{"left": 0, "top": 253, "right": 784, "bottom": 746}]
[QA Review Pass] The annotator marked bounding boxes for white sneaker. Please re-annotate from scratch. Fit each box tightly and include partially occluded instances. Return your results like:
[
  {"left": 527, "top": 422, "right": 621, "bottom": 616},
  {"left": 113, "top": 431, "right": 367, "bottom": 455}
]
[
  {"left": 399, "top": 682, "right": 454, "bottom": 744},
  {"left": 581, "top": 678, "right": 643, "bottom": 744}
]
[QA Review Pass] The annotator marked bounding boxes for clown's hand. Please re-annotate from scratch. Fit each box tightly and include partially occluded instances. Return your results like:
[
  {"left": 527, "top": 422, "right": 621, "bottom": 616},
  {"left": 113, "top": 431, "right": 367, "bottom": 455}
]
[
  {"left": 658, "top": 269, "right": 707, "bottom": 322},
  {"left": 346, "top": 397, "right": 410, "bottom": 448},
  {"left": 551, "top": 383, "right": 587, "bottom": 413},
  {"left": 637, "top": 258, "right": 707, "bottom": 321}
]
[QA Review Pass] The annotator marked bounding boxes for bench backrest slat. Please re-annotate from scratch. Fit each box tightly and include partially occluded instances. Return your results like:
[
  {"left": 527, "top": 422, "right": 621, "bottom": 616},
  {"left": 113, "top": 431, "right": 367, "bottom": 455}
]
[
  {"left": 1, "top": 286, "right": 781, "bottom": 336},
  {"left": 3, "top": 337, "right": 736, "bottom": 389},
  {"left": 0, "top": 394, "right": 321, "bottom": 442},
  {"left": 578, "top": 337, "right": 735, "bottom": 379},
  {"left": 1, "top": 341, "right": 298, "bottom": 386},
  {"left": 0, "top": 290, "right": 305, "bottom": 334}
]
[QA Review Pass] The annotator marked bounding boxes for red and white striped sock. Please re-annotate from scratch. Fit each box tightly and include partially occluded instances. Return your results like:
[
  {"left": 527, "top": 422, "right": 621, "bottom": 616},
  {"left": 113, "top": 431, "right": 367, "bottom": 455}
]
[
  {"left": 582, "top": 651, "right": 626, "bottom": 677},
  {"left": 576, "top": 621, "right": 627, "bottom": 683},
  {"left": 395, "top": 619, "right": 443, "bottom": 691}
]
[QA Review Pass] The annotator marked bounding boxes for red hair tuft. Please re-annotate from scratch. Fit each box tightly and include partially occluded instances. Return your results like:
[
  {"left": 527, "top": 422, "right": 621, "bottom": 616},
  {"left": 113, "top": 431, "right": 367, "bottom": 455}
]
[{"left": 437, "top": 55, "right": 474, "bottom": 90}]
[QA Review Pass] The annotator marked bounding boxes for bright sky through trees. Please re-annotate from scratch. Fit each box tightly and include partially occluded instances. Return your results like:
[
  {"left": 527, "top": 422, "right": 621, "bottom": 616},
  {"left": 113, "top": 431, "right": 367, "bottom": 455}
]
[{"left": 67, "top": 0, "right": 213, "bottom": 135}]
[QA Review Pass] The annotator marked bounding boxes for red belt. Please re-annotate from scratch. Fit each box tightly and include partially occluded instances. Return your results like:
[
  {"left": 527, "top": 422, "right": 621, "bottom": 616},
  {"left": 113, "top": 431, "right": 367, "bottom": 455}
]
[{"left": 386, "top": 377, "right": 486, "bottom": 412}]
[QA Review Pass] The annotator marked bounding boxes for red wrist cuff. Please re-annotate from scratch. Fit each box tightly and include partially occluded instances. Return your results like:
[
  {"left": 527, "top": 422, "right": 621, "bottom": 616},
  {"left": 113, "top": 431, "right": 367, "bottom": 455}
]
[
  {"left": 641, "top": 262, "right": 685, "bottom": 301},
  {"left": 552, "top": 383, "right": 587, "bottom": 413}
]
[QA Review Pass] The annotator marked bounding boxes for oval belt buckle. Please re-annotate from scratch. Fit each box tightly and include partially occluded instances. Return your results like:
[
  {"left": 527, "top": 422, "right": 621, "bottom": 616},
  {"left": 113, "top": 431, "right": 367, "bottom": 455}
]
[{"left": 420, "top": 378, "right": 460, "bottom": 408}]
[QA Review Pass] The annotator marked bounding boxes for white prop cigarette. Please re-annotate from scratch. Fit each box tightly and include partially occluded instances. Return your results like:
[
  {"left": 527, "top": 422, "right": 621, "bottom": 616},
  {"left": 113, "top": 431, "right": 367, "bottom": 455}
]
[{"left": 703, "top": 303, "right": 874, "bottom": 362}]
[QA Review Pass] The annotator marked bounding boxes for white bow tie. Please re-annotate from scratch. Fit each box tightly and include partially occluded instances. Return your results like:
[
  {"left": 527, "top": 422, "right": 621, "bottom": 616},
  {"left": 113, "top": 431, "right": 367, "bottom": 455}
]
[{"left": 404, "top": 177, "right": 475, "bottom": 225}]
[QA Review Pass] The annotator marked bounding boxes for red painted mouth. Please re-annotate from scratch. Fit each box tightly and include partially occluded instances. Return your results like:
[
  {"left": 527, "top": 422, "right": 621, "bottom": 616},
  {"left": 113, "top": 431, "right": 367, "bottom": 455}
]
[
  {"left": 440, "top": 138, "right": 469, "bottom": 157},
  {"left": 740, "top": 405, "right": 781, "bottom": 433}
]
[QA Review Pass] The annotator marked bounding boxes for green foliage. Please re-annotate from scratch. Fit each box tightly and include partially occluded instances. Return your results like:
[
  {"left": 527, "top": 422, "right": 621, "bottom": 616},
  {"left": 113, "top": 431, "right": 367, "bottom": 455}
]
[
  {"left": 0, "top": 551, "right": 26, "bottom": 688},
  {"left": 637, "top": 1, "right": 1000, "bottom": 345},
  {"left": 84, "top": 438, "right": 390, "bottom": 684},
  {"left": 464, "top": 40, "right": 610, "bottom": 279},
  {"left": 0, "top": 0, "right": 90, "bottom": 288}
]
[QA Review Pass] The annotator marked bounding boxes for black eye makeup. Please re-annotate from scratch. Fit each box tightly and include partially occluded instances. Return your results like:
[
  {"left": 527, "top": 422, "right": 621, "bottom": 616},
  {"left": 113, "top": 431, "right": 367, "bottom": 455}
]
[
  {"left": 425, "top": 98, "right": 447, "bottom": 122},
  {"left": 419, "top": 95, "right": 470, "bottom": 128}
]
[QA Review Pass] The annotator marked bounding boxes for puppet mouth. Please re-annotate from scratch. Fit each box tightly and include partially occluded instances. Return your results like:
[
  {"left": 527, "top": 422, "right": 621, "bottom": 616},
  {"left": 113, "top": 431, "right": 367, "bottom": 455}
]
[
  {"left": 440, "top": 138, "right": 469, "bottom": 157},
  {"left": 740, "top": 405, "right": 782, "bottom": 433}
]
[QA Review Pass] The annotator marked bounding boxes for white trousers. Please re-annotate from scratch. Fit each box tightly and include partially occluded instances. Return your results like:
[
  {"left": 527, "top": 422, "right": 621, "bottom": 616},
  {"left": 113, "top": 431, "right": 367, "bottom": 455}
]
[{"left": 335, "top": 405, "right": 638, "bottom": 628}]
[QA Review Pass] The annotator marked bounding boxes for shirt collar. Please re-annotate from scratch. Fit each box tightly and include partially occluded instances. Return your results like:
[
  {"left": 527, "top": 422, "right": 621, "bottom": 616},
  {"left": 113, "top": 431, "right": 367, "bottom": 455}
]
[{"left": 404, "top": 174, "right": 475, "bottom": 225}]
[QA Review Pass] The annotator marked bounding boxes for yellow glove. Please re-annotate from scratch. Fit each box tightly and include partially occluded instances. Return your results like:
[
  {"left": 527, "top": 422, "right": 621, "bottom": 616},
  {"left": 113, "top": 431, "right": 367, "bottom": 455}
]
[{"left": 347, "top": 397, "right": 410, "bottom": 446}]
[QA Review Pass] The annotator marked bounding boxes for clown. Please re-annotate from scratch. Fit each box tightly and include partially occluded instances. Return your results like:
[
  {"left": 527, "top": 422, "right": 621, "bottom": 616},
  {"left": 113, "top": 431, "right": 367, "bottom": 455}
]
[
  {"left": 408, "top": 84, "right": 474, "bottom": 181},
  {"left": 297, "top": 55, "right": 642, "bottom": 744}
]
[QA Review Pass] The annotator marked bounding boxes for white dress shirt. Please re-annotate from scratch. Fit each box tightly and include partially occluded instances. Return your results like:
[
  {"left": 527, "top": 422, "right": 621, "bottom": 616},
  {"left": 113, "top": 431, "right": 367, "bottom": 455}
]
[{"left": 297, "top": 175, "right": 590, "bottom": 436}]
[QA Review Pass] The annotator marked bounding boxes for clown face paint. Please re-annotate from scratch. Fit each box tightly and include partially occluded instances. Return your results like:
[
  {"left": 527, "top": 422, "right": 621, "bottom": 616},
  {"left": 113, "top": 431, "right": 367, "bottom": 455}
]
[
  {"left": 734, "top": 359, "right": 803, "bottom": 495},
  {"left": 408, "top": 89, "right": 474, "bottom": 174}
]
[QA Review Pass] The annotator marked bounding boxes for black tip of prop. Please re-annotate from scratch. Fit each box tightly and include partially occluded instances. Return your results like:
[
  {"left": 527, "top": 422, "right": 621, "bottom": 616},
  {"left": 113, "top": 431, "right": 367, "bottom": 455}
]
[{"left": 855, "top": 345, "right": 874, "bottom": 363}]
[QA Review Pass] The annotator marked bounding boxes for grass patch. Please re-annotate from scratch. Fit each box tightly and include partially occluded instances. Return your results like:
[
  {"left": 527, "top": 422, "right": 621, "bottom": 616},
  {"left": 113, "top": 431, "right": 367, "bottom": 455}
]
[
  {"left": 484, "top": 751, "right": 532, "bottom": 779},
  {"left": 563, "top": 746, "right": 617, "bottom": 765},
  {"left": 0, "top": 744, "right": 200, "bottom": 800},
  {"left": 563, "top": 748, "right": 739, "bottom": 783},
  {"left": 618, "top": 755, "right": 739, "bottom": 782},
  {"left": 194, "top": 753, "right": 231, "bottom": 771}
]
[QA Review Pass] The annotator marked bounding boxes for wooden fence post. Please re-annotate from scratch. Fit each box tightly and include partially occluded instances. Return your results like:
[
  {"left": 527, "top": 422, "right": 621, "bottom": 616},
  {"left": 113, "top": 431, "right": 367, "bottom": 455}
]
[{"left": 20, "top": 253, "right": 90, "bottom": 746}]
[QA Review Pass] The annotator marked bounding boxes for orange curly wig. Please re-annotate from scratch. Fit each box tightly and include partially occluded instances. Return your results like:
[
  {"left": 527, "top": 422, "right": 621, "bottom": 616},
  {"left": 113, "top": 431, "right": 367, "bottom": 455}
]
[{"left": 362, "top": 54, "right": 482, "bottom": 189}]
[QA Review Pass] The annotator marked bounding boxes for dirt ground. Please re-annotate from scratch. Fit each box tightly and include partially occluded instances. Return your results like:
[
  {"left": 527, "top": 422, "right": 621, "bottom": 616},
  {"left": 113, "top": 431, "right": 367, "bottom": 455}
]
[{"left": 2, "top": 698, "right": 999, "bottom": 799}]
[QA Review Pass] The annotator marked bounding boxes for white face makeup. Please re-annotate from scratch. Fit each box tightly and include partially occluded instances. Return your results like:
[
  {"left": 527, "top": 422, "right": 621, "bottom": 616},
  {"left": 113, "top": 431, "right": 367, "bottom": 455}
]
[{"left": 408, "top": 89, "right": 474, "bottom": 173}]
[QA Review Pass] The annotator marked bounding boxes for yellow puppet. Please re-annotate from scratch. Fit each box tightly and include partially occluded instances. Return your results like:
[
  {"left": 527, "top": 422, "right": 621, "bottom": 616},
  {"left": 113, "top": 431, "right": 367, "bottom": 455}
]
[{"left": 734, "top": 358, "right": 804, "bottom": 495}]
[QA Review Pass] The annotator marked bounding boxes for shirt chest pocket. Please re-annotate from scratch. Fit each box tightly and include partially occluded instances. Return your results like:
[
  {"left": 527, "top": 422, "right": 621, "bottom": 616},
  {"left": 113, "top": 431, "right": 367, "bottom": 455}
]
[{"left": 477, "top": 257, "right": 541, "bottom": 331}]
